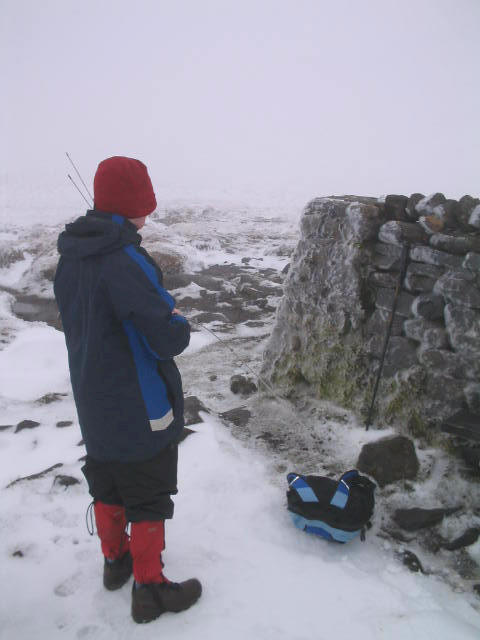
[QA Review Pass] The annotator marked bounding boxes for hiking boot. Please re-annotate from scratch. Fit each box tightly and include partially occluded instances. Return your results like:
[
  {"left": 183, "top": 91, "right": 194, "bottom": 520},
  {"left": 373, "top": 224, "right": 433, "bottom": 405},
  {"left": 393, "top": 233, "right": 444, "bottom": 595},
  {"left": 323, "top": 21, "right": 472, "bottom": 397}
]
[
  {"left": 103, "top": 551, "right": 133, "bottom": 591},
  {"left": 131, "top": 579, "right": 202, "bottom": 623}
]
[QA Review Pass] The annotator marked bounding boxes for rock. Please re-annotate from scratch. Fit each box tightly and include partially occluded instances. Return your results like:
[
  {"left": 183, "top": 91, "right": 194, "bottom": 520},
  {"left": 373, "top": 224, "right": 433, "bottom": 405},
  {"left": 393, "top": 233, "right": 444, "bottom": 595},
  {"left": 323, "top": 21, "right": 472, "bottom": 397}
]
[
  {"left": 469, "top": 204, "right": 480, "bottom": 229},
  {"left": 53, "top": 475, "right": 80, "bottom": 488},
  {"left": 209, "top": 374, "right": 217, "bottom": 381},
  {"left": 12, "top": 550, "right": 24, "bottom": 558},
  {"left": 418, "top": 215, "right": 445, "bottom": 235},
  {"left": 434, "top": 271, "right": 480, "bottom": 309},
  {"left": 430, "top": 233, "right": 480, "bottom": 256},
  {"left": 365, "top": 309, "right": 403, "bottom": 337},
  {"left": 219, "top": 407, "right": 251, "bottom": 428},
  {"left": 0, "top": 425, "right": 14, "bottom": 431},
  {"left": 36, "top": 393, "right": 67, "bottom": 404},
  {"left": 7, "top": 463, "right": 63, "bottom": 488},
  {"left": 400, "top": 550, "right": 425, "bottom": 574},
  {"left": 369, "top": 271, "right": 398, "bottom": 288},
  {"left": 230, "top": 375, "right": 258, "bottom": 396},
  {"left": 464, "top": 383, "right": 480, "bottom": 414},
  {"left": 392, "top": 506, "right": 461, "bottom": 532},
  {"left": 378, "top": 221, "right": 427, "bottom": 246},
  {"left": 356, "top": 435, "right": 419, "bottom": 487},
  {"left": 374, "top": 242, "right": 403, "bottom": 270},
  {"left": 163, "top": 273, "right": 193, "bottom": 289},
  {"left": 474, "top": 584, "right": 480, "bottom": 597},
  {"left": 345, "top": 203, "right": 385, "bottom": 241},
  {"left": 416, "top": 193, "right": 446, "bottom": 214},
  {"left": 411, "top": 293, "right": 444, "bottom": 320},
  {"left": 15, "top": 420, "right": 40, "bottom": 433},
  {"left": 12, "top": 295, "right": 62, "bottom": 331},
  {"left": 417, "top": 349, "right": 465, "bottom": 378},
  {"left": 0, "top": 247, "right": 24, "bottom": 269},
  {"left": 444, "top": 304, "right": 480, "bottom": 357},
  {"left": 404, "top": 262, "right": 444, "bottom": 293},
  {"left": 409, "top": 246, "right": 463, "bottom": 269},
  {"left": 177, "top": 427, "right": 196, "bottom": 442},
  {"left": 464, "top": 252, "right": 480, "bottom": 272},
  {"left": 148, "top": 250, "right": 185, "bottom": 274},
  {"left": 403, "top": 318, "right": 448, "bottom": 349},
  {"left": 375, "top": 287, "right": 414, "bottom": 317},
  {"left": 443, "top": 528, "right": 480, "bottom": 551},
  {"left": 457, "top": 195, "right": 480, "bottom": 229},
  {"left": 56, "top": 421, "right": 73, "bottom": 428},
  {"left": 384, "top": 195, "right": 408, "bottom": 221},
  {"left": 282, "top": 263, "right": 290, "bottom": 275},
  {"left": 372, "top": 335, "right": 418, "bottom": 376},
  {"left": 184, "top": 396, "right": 208, "bottom": 426},
  {"left": 405, "top": 193, "right": 424, "bottom": 221},
  {"left": 431, "top": 199, "right": 459, "bottom": 229}
]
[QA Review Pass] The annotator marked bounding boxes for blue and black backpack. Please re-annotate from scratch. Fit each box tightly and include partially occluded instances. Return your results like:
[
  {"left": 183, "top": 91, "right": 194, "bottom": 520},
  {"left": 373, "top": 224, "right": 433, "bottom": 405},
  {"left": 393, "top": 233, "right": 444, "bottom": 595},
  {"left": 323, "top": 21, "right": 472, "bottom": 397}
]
[{"left": 286, "top": 470, "right": 375, "bottom": 543}]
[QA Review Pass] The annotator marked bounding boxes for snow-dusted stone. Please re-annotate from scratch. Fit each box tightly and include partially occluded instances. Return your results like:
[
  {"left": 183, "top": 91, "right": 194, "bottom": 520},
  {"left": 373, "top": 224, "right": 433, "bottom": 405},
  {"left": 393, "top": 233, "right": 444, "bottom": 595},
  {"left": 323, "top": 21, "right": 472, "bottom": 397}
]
[
  {"left": 382, "top": 337, "right": 418, "bottom": 377},
  {"left": 405, "top": 193, "right": 424, "bottom": 221},
  {"left": 409, "top": 246, "right": 464, "bottom": 269},
  {"left": 374, "top": 242, "right": 403, "bottom": 270},
  {"left": 356, "top": 435, "right": 419, "bottom": 487},
  {"left": 393, "top": 506, "right": 461, "bottom": 532},
  {"left": 464, "top": 252, "right": 480, "bottom": 272},
  {"left": 444, "top": 304, "right": 480, "bottom": 357},
  {"left": 346, "top": 202, "right": 385, "bottom": 241},
  {"left": 384, "top": 195, "right": 408, "bottom": 221},
  {"left": 464, "top": 383, "right": 480, "bottom": 414},
  {"left": 375, "top": 287, "right": 414, "bottom": 317},
  {"left": 15, "top": 419, "right": 40, "bottom": 433},
  {"left": 417, "top": 349, "right": 465, "bottom": 378},
  {"left": 430, "top": 233, "right": 480, "bottom": 256},
  {"left": 457, "top": 195, "right": 480, "bottom": 229},
  {"left": 219, "top": 407, "right": 251, "bottom": 428},
  {"left": 416, "top": 193, "right": 446, "bottom": 215},
  {"left": 443, "top": 528, "right": 480, "bottom": 551},
  {"left": 369, "top": 271, "right": 398, "bottom": 288},
  {"left": 418, "top": 215, "right": 445, "bottom": 235},
  {"left": 469, "top": 204, "right": 480, "bottom": 229},
  {"left": 56, "top": 421, "right": 73, "bottom": 428},
  {"left": 404, "top": 262, "right": 444, "bottom": 293},
  {"left": 184, "top": 396, "right": 209, "bottom": 426},
  {"left": 404, "top": 318, "right": 448, "bottom": 349},
  {"left": 378, "top": 221, "right": 427, "bottom": 246},
  {"left": 434, "top": 271, "right": 480, "bottom": 309},
  {"left": 366, "top": 309, "right": 403, "bottom": 336},
  {"left": 430, "top": 200, "right": 459, "bottom": 229},
  {"left": 230, "top": 375, "right": 258, "bottom": 396},
  {"left": 412, "top": 293, "right": 444, "bottom": 320},
  {"left": 0, "top": 247, "right": 25, "bottom": 269}
]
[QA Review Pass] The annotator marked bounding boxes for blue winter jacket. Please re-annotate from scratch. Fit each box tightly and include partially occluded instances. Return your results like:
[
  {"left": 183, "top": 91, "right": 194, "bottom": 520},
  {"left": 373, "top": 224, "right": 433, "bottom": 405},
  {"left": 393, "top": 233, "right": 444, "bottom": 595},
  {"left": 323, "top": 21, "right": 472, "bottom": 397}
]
[{"left": 54, "top": 210, "right": 190, "bottom": 462}]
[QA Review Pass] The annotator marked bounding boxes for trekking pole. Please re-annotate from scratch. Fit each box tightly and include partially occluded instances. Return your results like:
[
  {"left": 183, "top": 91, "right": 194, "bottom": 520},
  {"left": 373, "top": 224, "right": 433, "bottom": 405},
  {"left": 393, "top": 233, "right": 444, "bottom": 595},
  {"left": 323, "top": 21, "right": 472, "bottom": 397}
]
[
  {"left": 67, "top": 173, "right": 92, "bottom": 207},
  {"left": 65, "top": 152, "right": 94, "bottom": 203},
  {"left": 365, "top": 244, "right": 409, "bottom": 431}
]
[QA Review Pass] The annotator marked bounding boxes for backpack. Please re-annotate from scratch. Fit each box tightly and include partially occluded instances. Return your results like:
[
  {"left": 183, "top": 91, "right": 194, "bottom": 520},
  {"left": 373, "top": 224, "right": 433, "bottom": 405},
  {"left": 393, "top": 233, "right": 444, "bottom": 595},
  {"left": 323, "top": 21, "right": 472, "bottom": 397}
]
[{"left": 286, "top": 470, "right": 375, "bottom": 543}]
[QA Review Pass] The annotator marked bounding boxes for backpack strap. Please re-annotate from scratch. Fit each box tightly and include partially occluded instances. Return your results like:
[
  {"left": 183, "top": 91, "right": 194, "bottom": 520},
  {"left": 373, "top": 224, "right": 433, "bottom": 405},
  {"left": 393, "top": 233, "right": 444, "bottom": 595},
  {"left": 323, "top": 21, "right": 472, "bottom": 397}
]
[
  {"left": 287, "top": 473, "right": 318, "bottom": 503},
  {"left": 330, "top": 470, "right": 359, "bottom": 509}
]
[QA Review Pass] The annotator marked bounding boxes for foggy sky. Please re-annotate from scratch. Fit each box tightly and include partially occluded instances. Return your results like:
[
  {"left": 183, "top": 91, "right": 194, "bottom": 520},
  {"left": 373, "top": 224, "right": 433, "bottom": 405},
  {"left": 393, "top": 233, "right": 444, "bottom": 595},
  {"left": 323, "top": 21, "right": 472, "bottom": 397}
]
[{"left": 1, "top": 0, "right": 479, "bottom": 220}]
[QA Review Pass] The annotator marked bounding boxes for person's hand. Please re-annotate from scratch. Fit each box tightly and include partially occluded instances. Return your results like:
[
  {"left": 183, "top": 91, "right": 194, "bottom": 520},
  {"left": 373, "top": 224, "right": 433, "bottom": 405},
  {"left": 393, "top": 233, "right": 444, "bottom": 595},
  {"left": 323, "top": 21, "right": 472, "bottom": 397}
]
[{"left": 172, "top": 308, "right": 181, "bottom": 315}]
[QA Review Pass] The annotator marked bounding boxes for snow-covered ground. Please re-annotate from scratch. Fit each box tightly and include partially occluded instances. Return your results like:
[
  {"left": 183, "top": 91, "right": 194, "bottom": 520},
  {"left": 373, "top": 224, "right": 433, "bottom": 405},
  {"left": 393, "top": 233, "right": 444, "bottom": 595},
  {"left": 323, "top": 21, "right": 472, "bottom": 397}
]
[{"left": 1, "top": 204, "right": 480, "bottom": 639}]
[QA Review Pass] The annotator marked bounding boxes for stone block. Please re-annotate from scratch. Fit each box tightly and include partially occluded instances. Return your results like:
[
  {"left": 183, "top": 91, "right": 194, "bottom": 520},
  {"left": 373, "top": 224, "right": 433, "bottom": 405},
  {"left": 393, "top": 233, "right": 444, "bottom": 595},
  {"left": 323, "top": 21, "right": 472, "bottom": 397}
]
[
  {"left": 383, "top": 336, "right": 418, "bottom": 377},
  {"left": 464, "top": 252, "right": 480, "bottom": 273},
  {"left": 378, "top": 221, "right": 428, "bottom": 246},
  {"left": 365, "top": 308, "right": 403, "bottom": 337},
  {"left": 464, "top": 383, "right": 480, "bottom": 414},
  {"left": 469, "top": 204, "right": 480, "bottom": 229},
  {"left": 444, "top": 304, "right": 480, "bottom": 357},
  {"left": 405, "top": 193, "right": 424, "bottom": 221},
  {"left": 356, "top": 435, "right": 419, "bottom": 487},
  {"left": 434, "top": 271, "right": 480, "bottom": 309},
  {"left": 418, "top": 349, "right": 465, "bottom": 378},
  {"left": 416, "top": 193, "right": 446, "bottom": 214},
  {"left": 374, "top": 242, "right": 402, "bottom": 270},
  {"left": 375, "top": 287, "right": 414, "bottom": 317},
  {"left": 411, "top": 293, "right": 444, "bottom": 320},
  {"left": 430, "top": 233, "right": 480, "bottom": 256},
  {"left": 431, "top": 199, "right": 459, "bottom": 229},
  {"left": 457, "top": 195, "right": 480, "bottom": 229},
  {"left": 403, "top": 318, "right": 448, "bottom": 349},
  {"left": 384, "top": 195, "right": 408, "bottom": 221},
  {"left": 409, "top": 245, "right": 464, "bottom": 269},
  {"left": 369, "top": 271, "right": 398, "bottom": 288},
  {"left": 393, "top": 506, "right": 460, "bottom": 532},
  {"left": 345, "top": 203, "right": 384, "bottom": 241}
]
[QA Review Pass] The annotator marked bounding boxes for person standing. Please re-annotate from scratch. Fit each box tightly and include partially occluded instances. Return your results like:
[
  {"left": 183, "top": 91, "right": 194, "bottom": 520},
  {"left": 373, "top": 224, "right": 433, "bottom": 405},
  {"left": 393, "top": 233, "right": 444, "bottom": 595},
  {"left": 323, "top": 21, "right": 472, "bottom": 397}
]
[{"left": 54, "top": 156, "right": 201, "bottom": 623}]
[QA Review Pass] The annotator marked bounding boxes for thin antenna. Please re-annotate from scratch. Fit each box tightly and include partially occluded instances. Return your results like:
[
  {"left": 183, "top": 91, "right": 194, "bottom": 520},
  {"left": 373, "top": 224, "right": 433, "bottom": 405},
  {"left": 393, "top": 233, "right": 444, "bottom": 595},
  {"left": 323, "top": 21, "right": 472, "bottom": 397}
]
[
  {"left": 66, "top": 152, "right": 94, "bottom": 202},
  {"left": 67, "top": 173, "right": 92, "bottom": 207}
]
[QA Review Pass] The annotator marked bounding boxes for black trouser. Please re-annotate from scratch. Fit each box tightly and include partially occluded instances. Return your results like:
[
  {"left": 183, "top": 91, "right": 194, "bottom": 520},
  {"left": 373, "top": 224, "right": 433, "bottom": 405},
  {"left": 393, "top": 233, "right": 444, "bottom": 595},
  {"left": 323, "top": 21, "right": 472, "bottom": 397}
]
[{"left": 82, "top": 443, "right": 178, "bottom": 521}]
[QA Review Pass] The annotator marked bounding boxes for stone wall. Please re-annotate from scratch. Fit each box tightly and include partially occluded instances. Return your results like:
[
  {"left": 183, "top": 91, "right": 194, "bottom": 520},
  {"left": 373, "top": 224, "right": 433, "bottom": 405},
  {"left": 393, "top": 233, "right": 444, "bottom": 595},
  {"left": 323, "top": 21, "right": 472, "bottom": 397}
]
[{"left": 262, "top": 193, "right": 480, "bottom": 436}]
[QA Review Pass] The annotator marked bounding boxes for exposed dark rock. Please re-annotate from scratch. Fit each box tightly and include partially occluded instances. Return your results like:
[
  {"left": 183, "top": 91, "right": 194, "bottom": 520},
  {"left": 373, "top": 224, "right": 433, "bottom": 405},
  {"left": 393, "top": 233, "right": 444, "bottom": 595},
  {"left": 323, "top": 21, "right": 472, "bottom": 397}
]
[
  {"left": 384, "top": 195, "right": 408, "bottom": 221},
  {"left": 345, "top": 202, "right": 384, "bottom": 241},
  {"left": 209, "top": 374, "right": 217, "bottom": 381},
  {"left": 219, "top": 407, "right": 251, "bottom": 428},
  {"left": 245, "top": 320, "right": 266, "bottom": 328},
  {"left": 369, "top": 271, "right": 398, "bottom": 289},
  {"left": 36, "top": 393, "right": 67, "bottom": 405},
  {"left": 163, "top": 273, "right": 194, "bottom": 290},
  {"left": 443, "top": 528, "right": 480, "bottom": 551},
  {"left": 469, "top": 204, "right": 480, "bottom": 229},
  {"left": 400, "top": 550, "right": 425, "bottom": 574},
  {"left": 405, "top": 193, "right": 424, "bottom": 221},
  {"left": 56, "top": 421, "right": 73, "bottom": 428},
  {"left": 0, "top": 247, "right": 25, "bottom": 269},
  {"left": 430, "top": 233, "right": 480, "bottom": 255},
  {"left": 457, "top": 195, "right": 480, "bottom": 229},
  {"left": 178, "top": 427, "right": 196, "bottom": 442},
  {"left": 356, "top": 435, "right": 419, "bottom": 487},
  {"left": 464, "top": 383, "right": 480, "bottom": 414},
  {"left": 148, "top": 250, "right": 184, "bottom": 274},
  {"left": 255, "top": 431, "right": 287, "bottom": 451},
  {"left": 192, "top": 312, "right": 228, "bottom": 324},
  {"left": 7, "top": 463, "right": 63, "bottom": 487},
  {"left": 12, "top": 295, "right": 61, "bottom": 330},
  {"left": 430, "top": 200, "right": 459, "bottom": 230},
  {"left": 393, "top": 506, "right": 461, "bottom": 531},
  {"left": 378, "top": 221, "right": 427, "bottom": 246},
  {"left": 230, "top": 375, "right": 258, "bottom": 396},
  {"left": 77, "top": 439, "right": 84, "bottom": 446},
  {"left": 474, "top": 584, "right": 480, "bottom": 597},
  {"left": 444, "top": 304, "right": 480, "bottom": 357},
  {"left": 417, "top": 349, "right": 465, "bottom": 378},
  {"left": 434, "top": 270, "right": 480, "bottom": 309},
  {"left": 15, "top": 420, "right": 40, "bottom": 433},
  {"left": 12, "top": 550, "right": 24, "bottom": 558},
  {"left": 411, "top": 293, "right": 444, "bottom": 320},
  {"left": 416, "top": 193, "right": 446, "bottom": 214},
  {"left": 409, "top": 246, "right": 463, "bottom": 269},
  {"left": 53, "top": 475, "right": 80, "bottom": 488},
  {"left": 374, "top": 242, "right": 403, "bottom": 270},
  {"left": 375, "top": 288, "right": 414, "bottom": 317},
  {"left": 463, "top": 252, "right": 480, "bottom": 272},
  {"left": 365, "top": 309, "right": 403, "bottom": 337},
  {"left": 184, "top": 396, "right": 209, "bottom": 426},
  {"left": 282, "top": 263, "right": 290, "bottom": 275},
  {"left": 0, "top": 425, "right": 13, "bottom": 431},
  {"left": 403, "top": 318, "right": 448, "bottom": 349}
]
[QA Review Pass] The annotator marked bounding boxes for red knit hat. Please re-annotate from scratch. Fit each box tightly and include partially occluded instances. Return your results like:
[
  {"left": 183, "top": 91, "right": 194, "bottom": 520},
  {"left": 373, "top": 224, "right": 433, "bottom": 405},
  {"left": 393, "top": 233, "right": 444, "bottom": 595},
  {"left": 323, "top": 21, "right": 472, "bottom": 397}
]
[{"left": 93, "top": 156, "right": 157, "bottom": 218}]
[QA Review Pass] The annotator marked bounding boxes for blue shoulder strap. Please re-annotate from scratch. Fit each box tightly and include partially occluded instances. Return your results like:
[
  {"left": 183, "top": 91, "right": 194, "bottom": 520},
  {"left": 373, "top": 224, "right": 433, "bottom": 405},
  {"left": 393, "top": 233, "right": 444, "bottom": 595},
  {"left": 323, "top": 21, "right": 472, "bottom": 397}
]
[{"left": 288, "top": 470, "right": 359, "bottom": 510}]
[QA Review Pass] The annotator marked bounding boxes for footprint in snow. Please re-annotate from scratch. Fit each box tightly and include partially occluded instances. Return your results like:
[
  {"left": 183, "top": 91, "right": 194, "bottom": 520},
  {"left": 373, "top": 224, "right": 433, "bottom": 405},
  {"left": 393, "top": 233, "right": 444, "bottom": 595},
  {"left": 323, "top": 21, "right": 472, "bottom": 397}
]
[{"left": 54, "top": 570, "right": 83, "bottom": 597}]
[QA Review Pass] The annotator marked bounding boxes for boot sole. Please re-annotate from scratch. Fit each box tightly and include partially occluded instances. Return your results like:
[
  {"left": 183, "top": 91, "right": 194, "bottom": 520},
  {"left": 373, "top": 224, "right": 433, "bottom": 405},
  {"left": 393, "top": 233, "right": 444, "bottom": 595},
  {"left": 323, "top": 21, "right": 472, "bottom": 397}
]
[{"left": 131, "top": 591, "right": 201, "bottom": 624}]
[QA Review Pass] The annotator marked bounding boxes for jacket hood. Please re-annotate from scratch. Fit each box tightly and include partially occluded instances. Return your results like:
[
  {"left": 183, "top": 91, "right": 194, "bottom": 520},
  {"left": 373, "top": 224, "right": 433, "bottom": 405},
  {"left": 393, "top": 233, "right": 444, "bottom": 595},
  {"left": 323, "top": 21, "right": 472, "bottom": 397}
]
[{"left": 57, "top": 210, "right": 141, "bottom": 259}]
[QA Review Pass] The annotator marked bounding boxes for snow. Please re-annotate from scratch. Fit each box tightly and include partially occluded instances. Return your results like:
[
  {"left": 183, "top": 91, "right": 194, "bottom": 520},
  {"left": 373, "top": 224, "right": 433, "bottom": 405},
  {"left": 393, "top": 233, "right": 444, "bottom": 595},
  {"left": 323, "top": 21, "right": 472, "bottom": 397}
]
[{"left": 1, "top": 205, "right": 480, "bottom": 638}]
